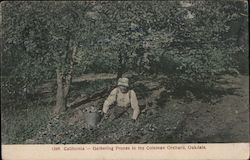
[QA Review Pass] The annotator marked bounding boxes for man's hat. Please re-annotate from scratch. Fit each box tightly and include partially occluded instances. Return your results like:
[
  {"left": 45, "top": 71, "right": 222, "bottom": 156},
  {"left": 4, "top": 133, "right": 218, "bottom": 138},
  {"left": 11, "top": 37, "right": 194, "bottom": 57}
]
[{"left": 118, "top": 78, "right": 129, "bottom": 87}]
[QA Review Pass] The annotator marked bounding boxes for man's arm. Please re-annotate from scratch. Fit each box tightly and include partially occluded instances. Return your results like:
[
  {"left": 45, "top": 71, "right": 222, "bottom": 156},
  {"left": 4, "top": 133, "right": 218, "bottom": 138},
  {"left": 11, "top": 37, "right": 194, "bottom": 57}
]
[
  {"left": 102, "top": 88, "right": 117, "bottom": 113},
  {"left": 130, "top": 90, "right": 140, "bottom": 120}
]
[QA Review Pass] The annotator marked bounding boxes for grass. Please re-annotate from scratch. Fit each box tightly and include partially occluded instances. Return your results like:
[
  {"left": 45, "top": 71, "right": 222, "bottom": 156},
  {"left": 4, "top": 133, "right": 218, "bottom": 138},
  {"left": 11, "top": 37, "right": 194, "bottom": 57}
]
[
  {"left": 1, "top": 97, "right": 52, "bottom": 144},
  {"left": 2, "top": 75, "right": 248, "bottom": 144},
  {"left": 1, "top": 79, "right": 116, "bottom": 144}
]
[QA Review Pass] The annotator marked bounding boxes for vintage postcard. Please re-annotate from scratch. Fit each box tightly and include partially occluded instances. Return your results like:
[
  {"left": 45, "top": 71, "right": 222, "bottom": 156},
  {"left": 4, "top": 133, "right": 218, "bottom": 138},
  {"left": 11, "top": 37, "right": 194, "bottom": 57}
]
[{"left": 1, "top": 1, "right": 249, "bottom": 160}]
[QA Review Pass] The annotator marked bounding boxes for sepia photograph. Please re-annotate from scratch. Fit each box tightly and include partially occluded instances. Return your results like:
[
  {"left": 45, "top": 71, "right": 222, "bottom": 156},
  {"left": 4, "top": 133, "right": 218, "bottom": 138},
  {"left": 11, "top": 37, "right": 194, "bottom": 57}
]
[{"left": 1, "top": 1, "right": 249, "bottom": 159}]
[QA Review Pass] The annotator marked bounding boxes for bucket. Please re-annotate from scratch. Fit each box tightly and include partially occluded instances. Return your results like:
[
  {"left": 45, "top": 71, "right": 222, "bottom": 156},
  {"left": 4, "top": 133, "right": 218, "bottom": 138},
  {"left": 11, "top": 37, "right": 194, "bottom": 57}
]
[{"left": 84, "top": 111, "right": 101, "bottom": 127}]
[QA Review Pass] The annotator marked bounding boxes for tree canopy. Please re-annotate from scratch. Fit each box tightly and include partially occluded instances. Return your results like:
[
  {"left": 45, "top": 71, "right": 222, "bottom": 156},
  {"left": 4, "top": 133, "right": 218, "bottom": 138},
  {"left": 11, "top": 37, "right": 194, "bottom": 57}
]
[{"left": 1, "top": 1, "right": 248, "bottom": 100}]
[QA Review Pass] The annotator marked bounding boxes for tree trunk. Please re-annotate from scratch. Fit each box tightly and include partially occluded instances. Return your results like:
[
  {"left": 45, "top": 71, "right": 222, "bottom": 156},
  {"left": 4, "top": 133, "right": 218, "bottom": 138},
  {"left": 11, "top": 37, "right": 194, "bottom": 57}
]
[
  {"left": 54, "top": 69, "right": 66, "bottom": 114},
  {"left": 53, "top": 41, "right": 77, "bottom": 115}
]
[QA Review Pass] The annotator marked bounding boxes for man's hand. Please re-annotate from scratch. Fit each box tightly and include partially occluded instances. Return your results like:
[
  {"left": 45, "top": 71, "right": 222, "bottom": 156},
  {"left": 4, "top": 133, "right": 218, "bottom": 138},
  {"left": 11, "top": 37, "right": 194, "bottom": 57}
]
[
  {"left": 98, "top": 111, "right": 109, "bottom": 125},
  {"left": 103, "top": 113, "right": 109, "bottom": 119},
  {"left": 131, "top": 119, "right": 136, "bottom": 123},
  {"left": 98, "top": 110, "right": 108, "bottom": 119}
]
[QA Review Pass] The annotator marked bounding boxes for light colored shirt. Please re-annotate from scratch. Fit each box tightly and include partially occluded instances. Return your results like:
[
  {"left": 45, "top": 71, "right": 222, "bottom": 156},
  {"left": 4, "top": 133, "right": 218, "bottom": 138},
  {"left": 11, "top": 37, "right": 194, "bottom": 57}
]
[{"left": 102, "top": 88, "right": 140, "bottom": 120}]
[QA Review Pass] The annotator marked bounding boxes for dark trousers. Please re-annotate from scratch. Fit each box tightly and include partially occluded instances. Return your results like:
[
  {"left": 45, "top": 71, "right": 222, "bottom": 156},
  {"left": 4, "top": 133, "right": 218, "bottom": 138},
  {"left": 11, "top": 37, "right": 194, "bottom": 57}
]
[{"left": 108, "top": 105, "right": 133, "bottom": 120}]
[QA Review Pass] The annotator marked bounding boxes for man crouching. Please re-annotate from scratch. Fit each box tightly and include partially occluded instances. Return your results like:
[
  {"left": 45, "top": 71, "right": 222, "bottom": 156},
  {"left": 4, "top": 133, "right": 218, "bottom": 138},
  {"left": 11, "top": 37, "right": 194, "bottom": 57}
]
[{"left": 102, "top": 78, "right": 140, "bottom": 121}]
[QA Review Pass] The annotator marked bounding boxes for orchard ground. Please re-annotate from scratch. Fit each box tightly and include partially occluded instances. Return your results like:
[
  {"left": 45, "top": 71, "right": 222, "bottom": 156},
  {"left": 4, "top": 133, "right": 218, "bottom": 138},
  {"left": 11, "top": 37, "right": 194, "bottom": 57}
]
[{"left": 1, "top": 74, "right": 249, "bottom": 144}]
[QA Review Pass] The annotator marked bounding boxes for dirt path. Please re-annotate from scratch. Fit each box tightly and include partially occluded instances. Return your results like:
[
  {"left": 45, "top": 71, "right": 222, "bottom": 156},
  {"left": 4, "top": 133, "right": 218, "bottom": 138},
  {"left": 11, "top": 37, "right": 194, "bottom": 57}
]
[{"left": 72, "top": 73, "right": 117, "bottom": 83}]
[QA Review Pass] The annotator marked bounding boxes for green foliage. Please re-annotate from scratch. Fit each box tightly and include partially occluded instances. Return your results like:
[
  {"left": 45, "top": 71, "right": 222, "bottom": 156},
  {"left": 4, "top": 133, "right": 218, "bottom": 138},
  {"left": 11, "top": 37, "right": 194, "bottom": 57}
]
[
  {"left": 1, "top": 98, "right": 52, "bottom": 144},
  {"left": 2, "top": 1, "right": 95, "bottom": 92},
  {"left": 1, "top": 1, "right": 248, "bottom": 96}
]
